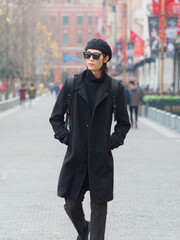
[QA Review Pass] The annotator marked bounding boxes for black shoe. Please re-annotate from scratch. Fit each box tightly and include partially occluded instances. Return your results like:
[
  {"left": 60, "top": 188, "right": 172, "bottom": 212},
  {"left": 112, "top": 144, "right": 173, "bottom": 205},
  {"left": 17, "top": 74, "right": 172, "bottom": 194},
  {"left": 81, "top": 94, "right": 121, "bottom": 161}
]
[{"left": 76, "top": 221, "right": 90, "bottom": 240}]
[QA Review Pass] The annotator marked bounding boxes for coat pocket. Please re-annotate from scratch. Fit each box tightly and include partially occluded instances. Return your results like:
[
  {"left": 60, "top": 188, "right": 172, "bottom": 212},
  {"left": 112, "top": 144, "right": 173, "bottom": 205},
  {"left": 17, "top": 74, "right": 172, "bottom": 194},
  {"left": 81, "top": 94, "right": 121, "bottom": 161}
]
[{"left": 61, "top": 131, "right": 70, "bottom": 145}]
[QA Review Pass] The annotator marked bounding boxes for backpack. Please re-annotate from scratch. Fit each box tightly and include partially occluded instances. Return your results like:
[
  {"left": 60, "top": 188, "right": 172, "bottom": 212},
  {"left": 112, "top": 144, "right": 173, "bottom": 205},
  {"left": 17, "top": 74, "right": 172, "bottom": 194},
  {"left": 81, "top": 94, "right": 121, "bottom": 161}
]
[{"left": 65, "top": 75, "right": 118, "bottom": 128}]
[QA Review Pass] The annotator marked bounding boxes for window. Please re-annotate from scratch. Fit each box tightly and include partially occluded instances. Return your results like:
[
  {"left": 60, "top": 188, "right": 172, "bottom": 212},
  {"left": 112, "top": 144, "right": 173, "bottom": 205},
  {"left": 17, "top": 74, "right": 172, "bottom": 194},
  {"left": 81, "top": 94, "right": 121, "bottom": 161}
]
[
  {"left": 63, "top": 34, "right": 69, "bottom": 44},
  {"left": 51, "top": 16, "right": 56, "bottom": 22},
  {"left": 88, "top": 16, "right": 92, "bottom": 25},
  {"left": 77, "top": 33, "right": 82, "bottom": 44},
  {"left": 63, "top": 16, "right": 69, "bottom": 25},
  {"left": 77, "top": 16, "right": 83, "bottom": 26}
]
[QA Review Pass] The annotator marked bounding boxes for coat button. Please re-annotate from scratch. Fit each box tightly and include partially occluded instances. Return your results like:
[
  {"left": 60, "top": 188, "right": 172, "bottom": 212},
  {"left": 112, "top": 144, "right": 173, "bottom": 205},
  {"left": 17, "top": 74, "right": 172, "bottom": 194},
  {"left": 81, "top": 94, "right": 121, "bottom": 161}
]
[{"left": 86, "top": 124, "right": 89, "bottom": 127}]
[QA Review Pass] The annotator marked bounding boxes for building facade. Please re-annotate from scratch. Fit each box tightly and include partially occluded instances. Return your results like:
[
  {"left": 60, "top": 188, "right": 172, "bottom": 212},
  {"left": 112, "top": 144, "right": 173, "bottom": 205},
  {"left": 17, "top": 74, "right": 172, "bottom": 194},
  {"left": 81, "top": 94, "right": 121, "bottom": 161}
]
[
  {"left": 136, "top": 0, "right": 180, "bottom": 93},
  {"left": 37, "top": 0, "right": 100, "bottom": 84}
]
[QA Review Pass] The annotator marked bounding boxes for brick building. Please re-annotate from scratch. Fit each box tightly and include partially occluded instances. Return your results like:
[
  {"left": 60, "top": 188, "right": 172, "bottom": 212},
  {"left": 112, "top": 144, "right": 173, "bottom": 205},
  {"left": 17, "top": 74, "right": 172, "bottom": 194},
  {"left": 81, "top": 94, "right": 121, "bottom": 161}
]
[{"left": 37, "top": 0, "right": 100, "bottom": 84}]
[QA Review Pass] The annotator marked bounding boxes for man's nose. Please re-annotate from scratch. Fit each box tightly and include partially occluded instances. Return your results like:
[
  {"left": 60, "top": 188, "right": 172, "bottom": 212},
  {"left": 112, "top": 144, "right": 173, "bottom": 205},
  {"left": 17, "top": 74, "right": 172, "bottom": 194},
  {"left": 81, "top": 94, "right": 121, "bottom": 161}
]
[{"left": 89, "top": 55, "right": 94, "bottom": 60}]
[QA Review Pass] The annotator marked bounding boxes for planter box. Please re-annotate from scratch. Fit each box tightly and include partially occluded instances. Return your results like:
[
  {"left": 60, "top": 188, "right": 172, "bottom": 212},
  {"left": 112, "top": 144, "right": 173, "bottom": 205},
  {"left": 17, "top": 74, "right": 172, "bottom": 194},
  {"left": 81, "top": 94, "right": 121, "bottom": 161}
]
[{"left": 144, "top": 101, "right": 180, "bottom": 116}]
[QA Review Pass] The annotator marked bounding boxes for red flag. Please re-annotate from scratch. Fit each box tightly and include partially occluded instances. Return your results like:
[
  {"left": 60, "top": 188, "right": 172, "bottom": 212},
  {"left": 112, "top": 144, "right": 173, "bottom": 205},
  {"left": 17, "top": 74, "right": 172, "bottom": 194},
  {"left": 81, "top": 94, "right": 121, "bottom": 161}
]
[
  {"left": 152, "top": 0, "right": 160, "bottom": 16},
  {"left": 152, "top": 0, "right": 180, "bottom": 16},
  {"left": 178, "top": 17, "right": 180, "bottom": 35},
  {"left": 166, "top": 0, "right": 180, "bottom": 16},
  {"left": 152, "top": 0, "right": 180, "bottom": 34},
  {"left": 96, "top": 32, "right": 106, "bottom": 41},
  {"left": 3, "top": 81, "right": 7, "bottom": 90},
  {"left": 130, "top": 30, "right": 144, "bottom": 57}
]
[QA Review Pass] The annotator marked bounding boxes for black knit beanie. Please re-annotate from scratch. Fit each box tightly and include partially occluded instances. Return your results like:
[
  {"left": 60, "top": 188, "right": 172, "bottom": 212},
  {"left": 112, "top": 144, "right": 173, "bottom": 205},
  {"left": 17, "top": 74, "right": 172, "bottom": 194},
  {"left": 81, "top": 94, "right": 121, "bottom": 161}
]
[{"left": 85, "top": 38, "right": 112, "bottom": 62}]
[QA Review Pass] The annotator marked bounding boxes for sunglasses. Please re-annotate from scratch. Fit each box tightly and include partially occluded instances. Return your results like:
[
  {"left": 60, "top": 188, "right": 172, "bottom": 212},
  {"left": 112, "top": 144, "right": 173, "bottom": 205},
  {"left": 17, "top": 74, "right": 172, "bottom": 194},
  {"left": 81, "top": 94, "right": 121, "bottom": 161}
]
[{"left": 83, "top": 51, "right": 105, "bottom": 60}]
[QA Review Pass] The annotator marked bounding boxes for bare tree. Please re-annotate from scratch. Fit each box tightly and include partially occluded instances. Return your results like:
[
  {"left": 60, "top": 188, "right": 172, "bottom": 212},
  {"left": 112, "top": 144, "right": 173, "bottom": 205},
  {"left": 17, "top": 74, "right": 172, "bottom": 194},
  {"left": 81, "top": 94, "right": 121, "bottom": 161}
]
[
  {"left": 0, "top": 0, "right": 39, "bottom": 99},
  {"left": 0, "top": 0, "right": 60, "bottom": 100}
]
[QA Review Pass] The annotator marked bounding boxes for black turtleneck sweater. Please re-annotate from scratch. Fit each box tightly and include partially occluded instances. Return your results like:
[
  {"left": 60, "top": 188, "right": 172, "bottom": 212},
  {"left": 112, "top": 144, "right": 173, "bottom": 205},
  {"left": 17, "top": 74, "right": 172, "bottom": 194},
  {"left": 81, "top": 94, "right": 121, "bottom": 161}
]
[{"left": 85, "top": 69, "right": 104, "bottom": 115}]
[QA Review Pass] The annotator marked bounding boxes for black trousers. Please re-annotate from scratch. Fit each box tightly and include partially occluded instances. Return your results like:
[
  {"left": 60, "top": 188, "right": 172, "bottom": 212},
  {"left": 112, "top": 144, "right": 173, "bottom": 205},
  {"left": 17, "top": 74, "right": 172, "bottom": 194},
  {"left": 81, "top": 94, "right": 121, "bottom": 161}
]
[
  {"left": 64, "top": 178, "right": 107, "bottom": 240},
  {"left": 129, "top": 105, "right": 138, "bottom": 125}
]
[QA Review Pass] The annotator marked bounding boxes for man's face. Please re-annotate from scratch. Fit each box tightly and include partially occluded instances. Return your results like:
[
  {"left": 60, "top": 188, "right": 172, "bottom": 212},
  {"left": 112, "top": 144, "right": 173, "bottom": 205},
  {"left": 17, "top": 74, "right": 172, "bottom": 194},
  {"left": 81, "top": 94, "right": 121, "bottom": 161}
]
[{"left": 84, "top": 49, "right": 109, "bottom": 72}]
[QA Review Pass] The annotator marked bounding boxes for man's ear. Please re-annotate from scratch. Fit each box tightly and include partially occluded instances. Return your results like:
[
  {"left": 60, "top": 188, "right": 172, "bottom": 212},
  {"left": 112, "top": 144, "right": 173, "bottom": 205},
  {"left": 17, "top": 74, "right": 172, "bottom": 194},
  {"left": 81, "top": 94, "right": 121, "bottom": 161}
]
[{"left": 103, "top": 55, "right": 109, "bottom": 63}]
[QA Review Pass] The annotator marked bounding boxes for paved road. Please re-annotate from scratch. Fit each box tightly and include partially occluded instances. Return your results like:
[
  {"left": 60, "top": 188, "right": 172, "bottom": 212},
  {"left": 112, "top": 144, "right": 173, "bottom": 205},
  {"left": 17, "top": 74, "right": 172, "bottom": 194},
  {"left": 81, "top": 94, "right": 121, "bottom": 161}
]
[{"left": 0, "top": 94, "right": 180, "bottom": 240}]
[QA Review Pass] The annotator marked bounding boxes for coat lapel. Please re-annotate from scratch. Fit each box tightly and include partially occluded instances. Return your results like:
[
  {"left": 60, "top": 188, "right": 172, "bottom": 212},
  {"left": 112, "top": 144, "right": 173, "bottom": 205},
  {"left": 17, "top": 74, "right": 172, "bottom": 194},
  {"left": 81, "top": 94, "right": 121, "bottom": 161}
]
[
  {"left": 77, "top": 84, "right": 88, "bottom": 103},
  {"left": 75, "top": 70, "right": 112, "bottom": 114},
  {"left": 93, "top": 74, "right": 111, "bottom": 113},
  {"left": 75, "top": 71, "right": 89, "bottom": 103}
]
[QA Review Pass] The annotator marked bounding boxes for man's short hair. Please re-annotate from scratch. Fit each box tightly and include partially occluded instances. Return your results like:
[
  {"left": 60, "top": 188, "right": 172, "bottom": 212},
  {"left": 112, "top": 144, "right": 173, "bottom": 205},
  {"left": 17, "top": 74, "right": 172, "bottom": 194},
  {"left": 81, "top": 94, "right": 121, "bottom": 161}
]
[{"left": 129, "top": 81, "right": 135, "bottom": 85}]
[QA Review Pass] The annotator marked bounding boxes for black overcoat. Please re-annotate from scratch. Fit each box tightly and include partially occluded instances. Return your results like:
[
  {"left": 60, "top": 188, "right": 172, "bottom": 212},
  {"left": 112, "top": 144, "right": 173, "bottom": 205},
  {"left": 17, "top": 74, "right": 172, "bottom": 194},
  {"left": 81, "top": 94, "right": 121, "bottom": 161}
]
[{"left": 49, "top": 70, "right": 130, "bottom": 203}]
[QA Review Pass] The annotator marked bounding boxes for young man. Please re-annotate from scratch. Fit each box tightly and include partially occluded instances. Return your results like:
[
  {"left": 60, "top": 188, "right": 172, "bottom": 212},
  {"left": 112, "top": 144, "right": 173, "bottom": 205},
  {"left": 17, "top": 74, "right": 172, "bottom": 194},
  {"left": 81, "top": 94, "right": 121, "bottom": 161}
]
[
  {"left": 49, "top": 38, "right": 130, "bottom": 240},
  {"left": 128, "top": 81, "right": 142, "bottom": 128}
]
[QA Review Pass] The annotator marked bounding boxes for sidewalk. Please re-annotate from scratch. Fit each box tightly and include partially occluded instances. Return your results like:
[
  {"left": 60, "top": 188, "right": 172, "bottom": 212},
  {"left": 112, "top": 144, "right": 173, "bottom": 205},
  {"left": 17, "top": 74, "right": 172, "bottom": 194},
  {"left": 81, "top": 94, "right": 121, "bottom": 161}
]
[{"left": 0, "top": 94, "right": 180, "bottom": 240}]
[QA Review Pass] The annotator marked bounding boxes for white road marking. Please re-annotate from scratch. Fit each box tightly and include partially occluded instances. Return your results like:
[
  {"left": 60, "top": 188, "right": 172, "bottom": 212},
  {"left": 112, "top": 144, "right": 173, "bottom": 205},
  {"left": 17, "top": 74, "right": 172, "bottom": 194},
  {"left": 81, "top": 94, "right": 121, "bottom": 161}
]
[
  {"left": 0, "top": 106, "right": 20, "bottom": 119},
  {"left": 0, "top": 95, "right": 43, "bottom": 119},
  {"left": 140, "top": 117, "right": 180, "bottom": 143}
]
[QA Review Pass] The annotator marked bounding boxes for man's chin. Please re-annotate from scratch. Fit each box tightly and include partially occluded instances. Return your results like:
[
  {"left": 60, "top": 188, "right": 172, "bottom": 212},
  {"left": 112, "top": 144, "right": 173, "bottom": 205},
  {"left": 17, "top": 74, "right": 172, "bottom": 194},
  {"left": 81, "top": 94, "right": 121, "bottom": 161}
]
[{"left": 87, "top": 66, "right": 94, "bottom": 71}]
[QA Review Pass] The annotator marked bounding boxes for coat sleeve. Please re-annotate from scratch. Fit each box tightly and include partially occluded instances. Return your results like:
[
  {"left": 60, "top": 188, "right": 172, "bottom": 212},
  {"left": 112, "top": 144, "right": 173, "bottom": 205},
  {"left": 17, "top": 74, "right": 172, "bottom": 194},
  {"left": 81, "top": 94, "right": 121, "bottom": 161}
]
[
  {"left": 110, "top": 83, "right": 131, "bottom": 150},
  {"left": 49, "top": 80, "right": 69, "bottom": 145}
]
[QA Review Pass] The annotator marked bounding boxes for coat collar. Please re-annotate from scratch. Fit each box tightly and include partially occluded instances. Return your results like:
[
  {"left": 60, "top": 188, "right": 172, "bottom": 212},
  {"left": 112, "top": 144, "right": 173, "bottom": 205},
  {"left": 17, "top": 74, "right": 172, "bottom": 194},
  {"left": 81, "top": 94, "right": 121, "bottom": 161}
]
[
  {"left": 74, "top": 70, "right": 112, "bottom": 117},
  {"left": 75, "top": 70, "right": 111, "bottom": 93}
]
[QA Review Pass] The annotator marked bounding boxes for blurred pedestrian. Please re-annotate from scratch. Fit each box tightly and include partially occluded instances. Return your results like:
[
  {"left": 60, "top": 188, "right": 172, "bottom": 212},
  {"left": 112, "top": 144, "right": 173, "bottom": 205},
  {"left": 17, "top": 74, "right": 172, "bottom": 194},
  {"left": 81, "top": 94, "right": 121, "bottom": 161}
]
[
  {"left": 53, "top": 84, "right": 60, "bottom": 98},
  {"left": 49, "top": 38, "right": 130, "bottom": 240},
  {"left": 137, "top": 82, "right": 144, "bottom": 116},
  {"left": 19, "top": 83, "right": 26, "bottom": 107},
  {"left": 39, "top": 83, "right": 44, "bottom": 95},
  {"left": 119, "top": 80, "right": 130, "bottom": 105},
  {"left": 49, "top": 82, "right": 54, "bottom": 95},
  {"left": 128, "top": 81, "right": 142, "bottom": 128},
  {"left": 28, "top": 83, "right": 36, "bottom": 107}
]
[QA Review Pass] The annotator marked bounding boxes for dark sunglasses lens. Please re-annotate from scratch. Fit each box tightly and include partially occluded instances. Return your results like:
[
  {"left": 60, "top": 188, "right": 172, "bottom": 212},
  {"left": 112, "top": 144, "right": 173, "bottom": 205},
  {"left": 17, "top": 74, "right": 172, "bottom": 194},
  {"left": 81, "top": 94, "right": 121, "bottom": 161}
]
[
  {"left": 84, "top": 52, "right": 101, "bottom": 60},
  {"left": 92, "top": 53, "right": 100, "bottom": 60},
  {"left": 84, "top": 52, "right": 91, "bottom": 59}
]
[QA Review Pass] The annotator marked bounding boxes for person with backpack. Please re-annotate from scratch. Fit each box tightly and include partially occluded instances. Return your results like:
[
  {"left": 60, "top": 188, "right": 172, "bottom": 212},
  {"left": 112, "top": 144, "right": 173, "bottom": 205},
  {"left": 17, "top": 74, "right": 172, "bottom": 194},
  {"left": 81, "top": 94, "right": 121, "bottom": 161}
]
[
  {"left": 49, "top": 38, "right": 130, "bottom": 240},
  {"left": 119, "top": 80, "right": 130, "bottom": 105}
]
